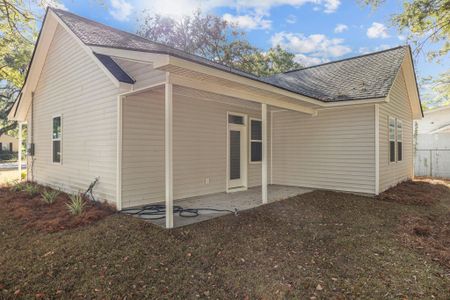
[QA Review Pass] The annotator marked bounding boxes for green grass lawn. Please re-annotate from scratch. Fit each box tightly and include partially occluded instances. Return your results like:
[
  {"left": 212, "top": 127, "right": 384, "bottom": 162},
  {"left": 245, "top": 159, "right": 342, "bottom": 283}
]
[{"left": 0, "top": 185, "right": 449, "bottom": 299}]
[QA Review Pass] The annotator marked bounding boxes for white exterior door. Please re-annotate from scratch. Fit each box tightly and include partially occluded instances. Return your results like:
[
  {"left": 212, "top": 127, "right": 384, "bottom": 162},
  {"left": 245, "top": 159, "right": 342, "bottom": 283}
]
[{"left": 227, "top": 113, "right": 247, "bottom": 191}]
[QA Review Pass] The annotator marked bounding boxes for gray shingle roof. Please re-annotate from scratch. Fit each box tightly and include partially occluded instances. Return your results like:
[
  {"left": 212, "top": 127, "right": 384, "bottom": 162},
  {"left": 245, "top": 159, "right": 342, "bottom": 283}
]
[
  {"left": 264, "top": 47, "right": 406, "bottom": 102},
  {"left": 52, "top": 8, "right": 407, "bottom": 103}
]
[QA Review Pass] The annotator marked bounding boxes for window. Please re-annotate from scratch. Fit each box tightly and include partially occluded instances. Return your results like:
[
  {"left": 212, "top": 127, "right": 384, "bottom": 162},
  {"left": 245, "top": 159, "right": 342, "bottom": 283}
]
[
  {"left": 250, "top": 119, "right": 262, "bottom": 162},
  {"left": 228, "top": 114, "right": 244, "bottom": 125},
  {"left": 52, "top": 116, "right": 62, "bottom": 163},
  {"left": 397, "top": 120, "right": 403, "bottom": 162},
  {"left": 389, "top": 117, "right": 396, "bottom": 162},
  {"left": 389, "top": 117, "right": 404, "bottom": 163},
  {"left": 9, "top": 143, "right": 13, "bottom": 152}
]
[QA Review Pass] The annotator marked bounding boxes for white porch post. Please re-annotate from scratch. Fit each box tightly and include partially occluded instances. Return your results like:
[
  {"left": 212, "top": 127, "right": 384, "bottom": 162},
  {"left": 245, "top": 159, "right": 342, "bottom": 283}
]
[
  {"left": 262, "top": 103, "right": 268, "bottom": 204},
  {"left": 165, "top": 81, "right": 174, "bottom": 228},
  {"left": 18, "top": 122, "right": 22, "bottom": 180}
]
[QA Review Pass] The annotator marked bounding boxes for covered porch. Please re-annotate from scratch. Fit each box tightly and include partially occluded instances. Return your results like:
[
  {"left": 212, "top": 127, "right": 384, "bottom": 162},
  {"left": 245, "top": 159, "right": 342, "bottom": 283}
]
[{"left": 114, "top": 56, "right": 322, "bottom": 228}]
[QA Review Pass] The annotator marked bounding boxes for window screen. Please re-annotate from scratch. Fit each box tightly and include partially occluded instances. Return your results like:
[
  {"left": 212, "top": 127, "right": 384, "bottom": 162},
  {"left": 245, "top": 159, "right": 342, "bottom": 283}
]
[
  {"left": 397, "top": 120, "right": 403, "bottom": 162},
  {"left": 389, "top": 117, "right": 396, "bottom": 163},
  {"left": 250, "top": 119, "right": 262, "bottom": 162},
  {"left": 52, "top": 116, "right": 62, "bottom": 163}
]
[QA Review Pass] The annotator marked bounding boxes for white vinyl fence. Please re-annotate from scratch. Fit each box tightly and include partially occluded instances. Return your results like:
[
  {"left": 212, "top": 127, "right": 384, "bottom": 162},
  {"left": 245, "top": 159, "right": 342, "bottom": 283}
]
[{"left": 415, "top": 133, "right": 450, "bottom": 178}]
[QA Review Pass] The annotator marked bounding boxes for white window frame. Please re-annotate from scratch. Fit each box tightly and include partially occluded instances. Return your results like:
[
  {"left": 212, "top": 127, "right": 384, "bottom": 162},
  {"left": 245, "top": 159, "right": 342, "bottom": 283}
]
[
  {"left": 249, "top": 118, "right": 262, "bottom": 164},
  {"left": 397, "top": 119, "right": 403, "bottom": 162},
  {"left": 52, "top": 115, "right": 62, "bottom": 164},
  {"left": 226, "top": 111, "right": 248, "bottom": 192},
  {"left": 388, "top": 116, "right": 396, "bottom": 164}
]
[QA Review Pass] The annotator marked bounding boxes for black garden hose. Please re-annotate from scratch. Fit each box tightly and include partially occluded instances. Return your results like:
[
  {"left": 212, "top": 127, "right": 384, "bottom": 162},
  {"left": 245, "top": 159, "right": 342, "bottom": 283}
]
[{"left": 121, "top": 204, "right": 238, "bottom": 220}]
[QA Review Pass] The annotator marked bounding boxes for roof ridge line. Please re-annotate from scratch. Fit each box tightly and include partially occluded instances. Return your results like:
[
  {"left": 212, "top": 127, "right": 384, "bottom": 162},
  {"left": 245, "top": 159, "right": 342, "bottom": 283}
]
[
  {"left": 50, "top": 8, "right": 187, "bottom": 55},
  {"left": 50, "top": 8, "right": 263, "bottom": 79},
  {"left": 282, "top": 45, "right": 407, "bottom": 74}
]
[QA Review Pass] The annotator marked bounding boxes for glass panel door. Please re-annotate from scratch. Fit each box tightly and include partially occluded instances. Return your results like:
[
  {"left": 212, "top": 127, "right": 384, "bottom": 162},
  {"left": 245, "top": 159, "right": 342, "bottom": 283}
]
[{"left": 229, "top": 130, "right": 241, "bottom": 180}]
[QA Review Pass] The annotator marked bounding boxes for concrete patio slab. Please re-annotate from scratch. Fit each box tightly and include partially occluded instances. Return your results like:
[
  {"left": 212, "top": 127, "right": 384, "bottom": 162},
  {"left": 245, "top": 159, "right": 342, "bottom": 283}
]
[{"left": 123, "top": 185, "right": 312, "bottom": 228}]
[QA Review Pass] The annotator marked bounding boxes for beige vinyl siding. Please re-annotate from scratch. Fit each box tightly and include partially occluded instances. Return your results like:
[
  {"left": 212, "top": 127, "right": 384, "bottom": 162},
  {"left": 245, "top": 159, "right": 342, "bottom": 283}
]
[
  {"left": 113, "top": 58, "right": 165, "bottom": 89},
  {"left": 272, "top": 105, "right": 376, "bottom": 194},
  {"left": 121, "top": 86, "right": 270, "bottom": 208},
  {"left": 379, "top": 68, "right": 414, "bottom": 192},
  {"left": 30, "top": 25, "right": 119, "bottom": 203}
]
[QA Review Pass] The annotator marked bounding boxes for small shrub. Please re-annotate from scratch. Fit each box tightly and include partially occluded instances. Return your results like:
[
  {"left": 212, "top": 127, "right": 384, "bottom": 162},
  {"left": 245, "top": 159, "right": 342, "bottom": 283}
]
[
  {"left": 67, "top": 193, "right": 86, "bottom": 215},
  {"left": 21, "top": 171, "right": 27, "bottom": 180},
  {"left": 24, "top": 183, "right": 40, "bottom": 197},
  {"left": 6, "top": 179, "right": 23, "bottom": 192},
  {"left": 10, "top": 181, "right": 25, "bottom": 192},
  {"left": 41, "top": 189, "right": 59, "bottom": 204}
]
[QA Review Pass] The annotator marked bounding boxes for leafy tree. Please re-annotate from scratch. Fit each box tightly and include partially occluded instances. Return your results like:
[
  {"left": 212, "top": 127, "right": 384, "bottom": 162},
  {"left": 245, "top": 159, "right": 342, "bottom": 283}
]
[
  {"left": 241, "top": 45, "right": 302, "bottom": 77},
  {"left": 362, "top": 0, "right": 450, "bottom": 59},
  {"left": 363, "top": 0, "right": 449, "bottom": 109},
  {"left": 420, "top": 70, "right": 450, "bottom": 108},
  {"left": 0, "top": 0, "right": 38, "bottom": 136},
  {"left": 137, "top": 11, "right": 301, "bottom": 76}
]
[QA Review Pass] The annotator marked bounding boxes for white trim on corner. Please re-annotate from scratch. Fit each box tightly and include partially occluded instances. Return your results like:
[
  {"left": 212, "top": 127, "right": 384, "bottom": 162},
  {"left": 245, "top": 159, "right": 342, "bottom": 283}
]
[
  {"left": 116, "top": 95, "right": 123, "bottom": 211},
  {"left": 270, "top": 110, "right": 273, "bottom": 185},
  {"left": 226, "top": 111, "right": 248, "bottom": 193},
  {"left": 375, "top": 104, "right": 380, "bottom": 195},
  {"left": 51, "top": 114, "right": 62, "bottom": 165},
  {"left": 249, "top": 117, "right": 262, "bottom": 164}
]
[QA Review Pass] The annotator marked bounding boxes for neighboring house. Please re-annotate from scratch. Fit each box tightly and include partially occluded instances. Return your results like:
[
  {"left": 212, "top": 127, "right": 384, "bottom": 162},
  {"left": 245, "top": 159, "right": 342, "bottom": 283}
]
[
  {"left": 8, "top": 8, "right": 422, "bottom": 228},
  {"left": 0, "top": 134, "right": 18, "bottom": 152},
  {"left": 415, "top": 105, "right": 450, "bottom": 178}
]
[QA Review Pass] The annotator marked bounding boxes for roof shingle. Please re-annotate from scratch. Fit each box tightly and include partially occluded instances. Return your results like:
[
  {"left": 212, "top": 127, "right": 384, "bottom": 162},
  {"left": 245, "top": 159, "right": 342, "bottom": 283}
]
[{"left": 52, "top": 8, "right": 407, "bottom": 103}]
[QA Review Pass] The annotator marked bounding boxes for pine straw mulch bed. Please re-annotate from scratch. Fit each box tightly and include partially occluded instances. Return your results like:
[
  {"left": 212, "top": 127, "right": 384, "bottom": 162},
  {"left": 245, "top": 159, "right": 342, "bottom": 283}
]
[
  {"left": 0, "top": 183, "right": 115, "bottom": 233},
  {"left": 377, "top": 177, "right": 450, "bottom": 206},
  {"left": 378, "top": 177, "right": 450, "bottom": 271}
]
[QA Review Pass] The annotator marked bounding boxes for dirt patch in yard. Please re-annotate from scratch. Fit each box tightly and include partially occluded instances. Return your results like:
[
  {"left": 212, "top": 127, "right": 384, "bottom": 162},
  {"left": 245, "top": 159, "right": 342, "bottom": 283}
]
[
  {"left": 377, "top": 178, "right": 450, "bottom": 206},
  {"left": 0, "top": 184, "right": 114, "bottom": 233},
  {"left": 399, "top": 212, "right": 450, "bottom": 269}
]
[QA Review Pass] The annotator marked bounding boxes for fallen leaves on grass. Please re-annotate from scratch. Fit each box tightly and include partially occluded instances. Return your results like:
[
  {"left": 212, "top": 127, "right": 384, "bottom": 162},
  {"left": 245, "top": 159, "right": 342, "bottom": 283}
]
[
  {"left": 0, "top": 185, "right": 114, "bottom": 232},
  {"left": 399, "top": 213, "right": 450, "bottom": 269},
  {"left": 377, "top": 178, "right": 450, "bottom": 206}
]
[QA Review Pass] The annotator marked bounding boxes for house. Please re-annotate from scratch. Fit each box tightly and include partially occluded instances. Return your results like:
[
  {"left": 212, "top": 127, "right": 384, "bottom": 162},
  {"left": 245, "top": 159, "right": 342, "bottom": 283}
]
[
  {"left": 0, "top": 134, "right": 18, "bottom": 153},
  {"left": 414, "top": 105, "right": 450, "bottom": 178},
  {"left": 8, "top": 8, "right": 422, "bottom": 228}
]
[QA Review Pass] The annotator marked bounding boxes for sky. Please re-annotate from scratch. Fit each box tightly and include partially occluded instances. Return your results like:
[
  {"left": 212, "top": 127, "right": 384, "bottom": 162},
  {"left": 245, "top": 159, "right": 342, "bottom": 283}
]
[{"left": 54, "top": 0, "right": 447, "bottom": 88}]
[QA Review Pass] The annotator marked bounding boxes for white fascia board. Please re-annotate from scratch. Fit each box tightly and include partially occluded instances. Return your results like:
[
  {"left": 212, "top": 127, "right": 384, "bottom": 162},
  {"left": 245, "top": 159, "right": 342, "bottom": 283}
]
[
  {"left": 89, "top": 46, "right": 168, "bottom": 65},
  {"left": 400, "top": 50, "right": 423, "bottom": 120}
]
